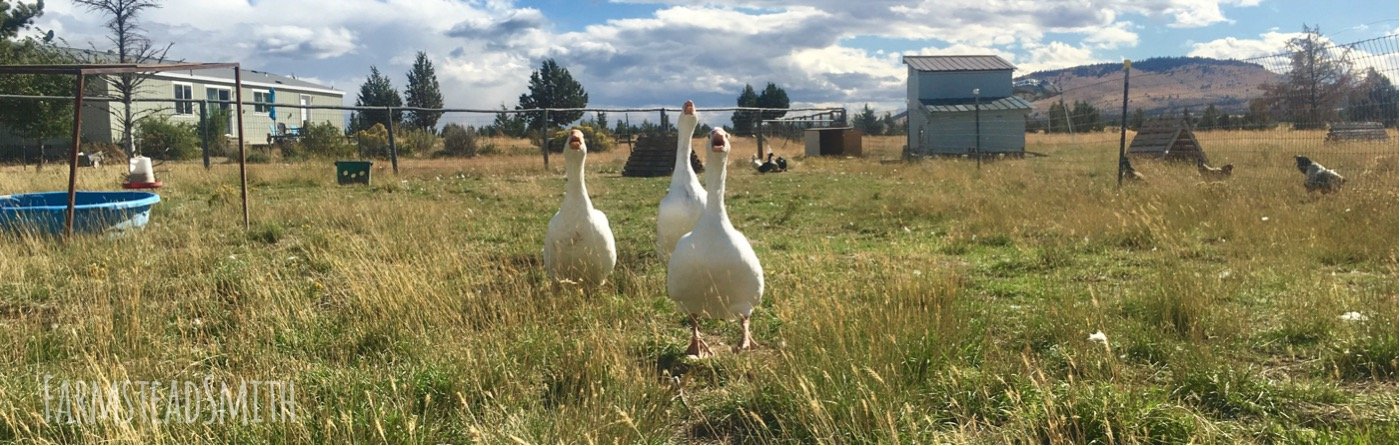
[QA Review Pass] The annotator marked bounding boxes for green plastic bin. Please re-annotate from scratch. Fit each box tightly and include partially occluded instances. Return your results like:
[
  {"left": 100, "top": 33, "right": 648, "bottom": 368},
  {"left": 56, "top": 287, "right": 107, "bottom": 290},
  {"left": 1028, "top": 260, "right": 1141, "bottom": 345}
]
[{"left": 336, "top": 161, "right": 373, "bottom": 185}]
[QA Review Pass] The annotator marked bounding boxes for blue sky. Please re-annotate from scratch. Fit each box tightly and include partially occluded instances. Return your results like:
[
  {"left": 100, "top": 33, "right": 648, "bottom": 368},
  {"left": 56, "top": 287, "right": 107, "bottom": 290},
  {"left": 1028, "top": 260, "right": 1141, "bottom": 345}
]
[{"left": 29, "top": 0, "right": 1400, "bottom": 117}]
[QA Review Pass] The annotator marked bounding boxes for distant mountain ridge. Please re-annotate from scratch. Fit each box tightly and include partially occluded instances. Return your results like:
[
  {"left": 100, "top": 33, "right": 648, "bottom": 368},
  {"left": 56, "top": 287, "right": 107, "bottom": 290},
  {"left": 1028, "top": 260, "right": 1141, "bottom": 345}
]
[{"left": 1014, "top": 56, "right": 1282, "bottom": 117}]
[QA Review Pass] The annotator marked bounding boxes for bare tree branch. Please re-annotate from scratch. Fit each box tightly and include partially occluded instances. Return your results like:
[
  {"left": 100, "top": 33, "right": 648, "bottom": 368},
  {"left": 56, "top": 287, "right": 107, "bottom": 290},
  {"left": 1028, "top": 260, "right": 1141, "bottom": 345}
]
[{"left": 73, "top": 0, "right": 169, "bottom": 157}]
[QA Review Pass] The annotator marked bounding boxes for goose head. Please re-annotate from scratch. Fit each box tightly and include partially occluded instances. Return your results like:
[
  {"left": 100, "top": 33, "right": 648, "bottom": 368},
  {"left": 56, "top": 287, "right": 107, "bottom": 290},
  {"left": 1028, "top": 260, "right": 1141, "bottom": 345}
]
[
  {"left": 709, "top": 127, "right": 731, "bottom": 155},
  {"left": 565, "top": 128, "right": 587, "bottom": 160},
  {"left": 683, "top": 100, "right": 696, "bottom": 116}
]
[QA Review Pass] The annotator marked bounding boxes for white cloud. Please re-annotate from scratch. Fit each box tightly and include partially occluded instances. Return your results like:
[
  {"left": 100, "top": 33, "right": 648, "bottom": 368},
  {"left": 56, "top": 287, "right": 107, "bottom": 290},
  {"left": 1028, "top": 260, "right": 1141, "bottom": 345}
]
[
  {"left": 27, "top": 0, "right": 1285, "bottom": 119},
  {"left": 252, "top": 26, "right": 358, "bottom": 60},
  {"left": 1018, "top": 41, "right": 1105, "bottom": 74}
]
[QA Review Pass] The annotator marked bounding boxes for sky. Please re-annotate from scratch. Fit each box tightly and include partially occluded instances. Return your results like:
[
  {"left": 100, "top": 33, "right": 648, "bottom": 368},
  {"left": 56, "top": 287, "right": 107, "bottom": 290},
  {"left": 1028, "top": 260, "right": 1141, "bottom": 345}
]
[{"left": 24, "top": 0, "right": 1400, "bottom": 118}]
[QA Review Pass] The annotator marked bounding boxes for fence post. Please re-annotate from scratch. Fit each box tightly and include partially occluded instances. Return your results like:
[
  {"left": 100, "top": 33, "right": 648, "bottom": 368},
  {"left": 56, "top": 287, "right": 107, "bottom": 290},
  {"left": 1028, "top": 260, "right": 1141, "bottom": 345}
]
[
  {"left": 541, "top": 109, "right": 550, "bottom": 170},
  {"left": 199, "top": 100, "right": 211, "bottom": 170},
  {"left": 63, "top": 74, "right": 86, "bottom": 239},
  {"left": 1117, "top": 60, "right": 1131, "bottom": 188},
  {"left": 386, "top": 106, "right": 399, "bottom": 175},
  {"left": 757, "top": 118, "right": 765, "bottom": 159},
  {"left": 973, "top": 88, "right": 982, "bottom": 171}
]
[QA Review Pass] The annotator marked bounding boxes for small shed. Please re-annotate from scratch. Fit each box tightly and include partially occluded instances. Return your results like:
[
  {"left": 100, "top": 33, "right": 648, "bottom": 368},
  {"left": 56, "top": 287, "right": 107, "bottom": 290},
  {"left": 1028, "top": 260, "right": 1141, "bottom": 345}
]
[
  {"left": 621, "top": 131, "right": 703, "bottom": 177},
  {"left": 1128, "top": 117, "right": 1207, "bottom": 163},
  {"left": 1325, "top": 122, "right": 1389, "bottom": 142},
  {"left": 803, "top": 127, "right": 862, "bottom": 156},
  {"left": 902, "top": 55, "right": 1029, "bottom": 156}
]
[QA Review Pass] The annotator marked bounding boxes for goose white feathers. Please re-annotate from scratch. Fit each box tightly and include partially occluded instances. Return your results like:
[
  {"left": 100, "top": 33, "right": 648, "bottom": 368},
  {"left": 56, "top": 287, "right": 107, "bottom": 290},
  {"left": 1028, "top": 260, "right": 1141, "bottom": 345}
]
[
  {"left": 667, "top": 127, "right": 765, "bottom": 357},
  {"left": 656, "top": 100, "right": 707, "bottom": 261},
  {"left": 543, "top": 129, "right": 617, "bottom": 287}
]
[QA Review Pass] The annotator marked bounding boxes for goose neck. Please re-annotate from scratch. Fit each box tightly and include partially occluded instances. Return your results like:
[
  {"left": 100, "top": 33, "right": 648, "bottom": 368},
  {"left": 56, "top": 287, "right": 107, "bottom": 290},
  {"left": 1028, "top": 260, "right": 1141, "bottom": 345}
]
[
  {"left": 704, "top": 149, "right": 728, "bottom": 218},
  {"left": 672, "top": 115, "right": 700, "bottom": 185},
  {"left": 564, "top": 152, "right": 591, "bottom": 207}
]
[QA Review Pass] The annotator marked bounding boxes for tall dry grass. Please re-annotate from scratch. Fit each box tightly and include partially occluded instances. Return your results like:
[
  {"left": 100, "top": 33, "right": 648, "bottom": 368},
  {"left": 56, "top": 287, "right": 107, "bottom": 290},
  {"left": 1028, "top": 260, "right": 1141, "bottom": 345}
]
[{"left": 0, "top": 133, "right": 1394, "bottom": 443}]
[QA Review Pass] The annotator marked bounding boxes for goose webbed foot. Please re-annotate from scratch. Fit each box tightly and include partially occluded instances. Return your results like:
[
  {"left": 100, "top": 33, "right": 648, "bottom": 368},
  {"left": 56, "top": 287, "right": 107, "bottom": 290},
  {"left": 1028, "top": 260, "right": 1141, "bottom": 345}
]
[
  {"left": 733, "top": 314, "right": 760, "bottom": 353},
  {"left": 686, "top": 314, "right": 713, "bottom": 358}
]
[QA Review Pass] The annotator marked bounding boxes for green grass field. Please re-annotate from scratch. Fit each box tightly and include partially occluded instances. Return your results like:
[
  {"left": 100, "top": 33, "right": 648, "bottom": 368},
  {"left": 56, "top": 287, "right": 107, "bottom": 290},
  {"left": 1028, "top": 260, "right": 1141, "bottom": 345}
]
[{"left": 0, "top": 133, "right": 1395, "bottom": 443}]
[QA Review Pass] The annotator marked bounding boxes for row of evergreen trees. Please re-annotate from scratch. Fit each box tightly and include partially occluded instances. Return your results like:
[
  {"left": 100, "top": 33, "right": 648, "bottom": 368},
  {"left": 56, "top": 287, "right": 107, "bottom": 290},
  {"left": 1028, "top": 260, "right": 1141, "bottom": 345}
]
[{"left": 349, "top": 51, "right": 445, "bottom": 134}]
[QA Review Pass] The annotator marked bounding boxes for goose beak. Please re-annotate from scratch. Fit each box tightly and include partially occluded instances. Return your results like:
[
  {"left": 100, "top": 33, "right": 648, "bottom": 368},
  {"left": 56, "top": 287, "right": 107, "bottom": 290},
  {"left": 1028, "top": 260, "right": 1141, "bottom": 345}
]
[
  {"left": 569, "top": 130, "right": 584, "bottom": 151},
  {"left": 710, "top": 129, "right": 727, "bottom": 153}
]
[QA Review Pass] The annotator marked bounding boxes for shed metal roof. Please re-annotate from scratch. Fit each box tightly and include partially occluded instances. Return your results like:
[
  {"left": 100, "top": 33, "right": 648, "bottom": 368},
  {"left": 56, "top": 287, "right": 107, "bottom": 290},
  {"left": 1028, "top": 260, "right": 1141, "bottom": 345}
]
[
  {"left": 903, "top": 55, "right": 1016, "bottom": 72},
  {"left": 919, "top": 96, "right": 1032, "bottom": 113}
]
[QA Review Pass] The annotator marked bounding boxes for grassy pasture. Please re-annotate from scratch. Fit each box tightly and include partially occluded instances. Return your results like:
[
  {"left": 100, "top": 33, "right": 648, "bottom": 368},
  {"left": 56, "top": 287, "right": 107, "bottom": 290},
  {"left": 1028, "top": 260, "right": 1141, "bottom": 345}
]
[{"left": 0, "top": 133, "right": 1395, "bottom": 443}]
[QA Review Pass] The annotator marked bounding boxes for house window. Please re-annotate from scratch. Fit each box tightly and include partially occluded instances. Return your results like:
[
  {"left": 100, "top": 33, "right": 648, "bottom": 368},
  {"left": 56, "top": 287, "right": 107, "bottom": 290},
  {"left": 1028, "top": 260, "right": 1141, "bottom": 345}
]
[
  {"left": 253, "top": 90, "right": 271, "bottom": 113},
  {"left": 173, "top": 83, "right": 193, "bottom": 114},
  {"left": 206, "top": 87, "right": 234, "bottom": 136}
]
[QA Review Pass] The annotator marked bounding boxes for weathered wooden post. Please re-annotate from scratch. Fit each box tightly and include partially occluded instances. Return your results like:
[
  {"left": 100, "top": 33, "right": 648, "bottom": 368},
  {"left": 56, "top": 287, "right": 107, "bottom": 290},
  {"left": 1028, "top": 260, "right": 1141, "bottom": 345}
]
[
  {"left": 756, "top": 117, "right": 766, "bottom": 159},
  {"left": 1117, "top": 60, "right": 1131, "bottom": 188},
  {"left": 199, "top": 100, "right": 211, "bottom": 170},
  {"left": 541, "top": 108, "right": 551, "bottom": 170},
  {"left": 386, "top": 106, "right": 399, "bottom": 175}
]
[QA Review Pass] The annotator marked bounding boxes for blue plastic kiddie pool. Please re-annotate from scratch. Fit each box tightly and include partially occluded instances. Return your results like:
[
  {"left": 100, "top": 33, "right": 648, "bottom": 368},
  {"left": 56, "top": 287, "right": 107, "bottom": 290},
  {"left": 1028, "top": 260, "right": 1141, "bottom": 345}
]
[{"left": 0, "top": 191, "right": 161, "bottom": 235}]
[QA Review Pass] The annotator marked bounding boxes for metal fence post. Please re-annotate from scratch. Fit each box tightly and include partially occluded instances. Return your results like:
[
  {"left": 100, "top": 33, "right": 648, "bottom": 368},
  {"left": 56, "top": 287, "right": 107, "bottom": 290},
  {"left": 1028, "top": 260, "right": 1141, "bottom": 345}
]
[
  {"left": 1117, "top": 60, "right": 1131, "bottom": 188},
  {"left": 386, "top": 106, "right": 399, "bottom": 175},
  {"left": 974, "top": 88, "right": 982, "bottom": 171}
]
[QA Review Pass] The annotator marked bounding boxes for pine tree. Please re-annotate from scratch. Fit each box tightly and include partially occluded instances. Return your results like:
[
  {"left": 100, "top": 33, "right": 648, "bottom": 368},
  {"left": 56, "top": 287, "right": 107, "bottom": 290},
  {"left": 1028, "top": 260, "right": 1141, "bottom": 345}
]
[
  {"left": 1129, "top": 108, "right": 1145, "bottom": 131},
  {"left": 855, "top": 104, "right": 881, "bottom": 135},
  {"left": 0, "top": 4, "right": 74, "bottom": 166},
  {"left": 490, "top": 103, "right": 527, "bottom": 137},
  {"left": 517, "top": 58, "right": 589, "bottom": 133},
  {"left": 880, "top": 112, "right": 904, "bottom": 135},
  {"left": 1346, "top": 67, "right": 1398, "bottom": 127},
  {"left": 404, "top": 51, "right": 444, "bottom": 131},
  {"left": 1199, "top": 105, "right": 1220, "bottom": 130},
  {"left": 0, "top": 1, "right": 43, "bottom": 38},
  {"left": 731, "top": 84, "right": 759, "bottom": 136},
  {"left": 1048, "top": 100, "right": 1069, "bottom": 133},
  {"left": 756, "top": 82, "right": 790, "bottom": 122},
  {"left": 355, "top": 66, "right": 404, "bottom": 132}
]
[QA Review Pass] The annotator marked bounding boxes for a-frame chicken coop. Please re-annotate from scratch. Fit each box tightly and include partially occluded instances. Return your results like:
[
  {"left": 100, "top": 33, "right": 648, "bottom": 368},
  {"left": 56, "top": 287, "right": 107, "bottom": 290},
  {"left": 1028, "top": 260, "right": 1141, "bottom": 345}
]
[
  {"left": 621, "top": 131, "right": 703, "bottom": 177},
  {"left": 1128, "top": 116, "right": 1208, "bottom": 163}
]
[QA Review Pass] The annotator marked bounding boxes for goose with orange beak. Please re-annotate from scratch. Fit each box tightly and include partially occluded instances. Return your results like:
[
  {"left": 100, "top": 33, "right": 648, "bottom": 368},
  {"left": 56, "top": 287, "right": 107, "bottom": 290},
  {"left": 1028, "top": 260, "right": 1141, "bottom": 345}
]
[
  {"left": 667, "top": 127, "right": 765, "bottom": 357},
  {"left": 543, "top": 129, "right": 617, "bottom": 287},
  {"left": 656, "top": 100, "right": 707, "bottom": 261}
]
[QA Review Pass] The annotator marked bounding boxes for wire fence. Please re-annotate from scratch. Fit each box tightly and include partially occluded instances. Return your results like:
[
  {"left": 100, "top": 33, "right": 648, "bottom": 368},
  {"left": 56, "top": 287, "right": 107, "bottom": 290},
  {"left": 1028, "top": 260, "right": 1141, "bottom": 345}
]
[
  {"left": 0, "top": 34, "right": 1394, "bottom": 190},
  {"left": 1009, "top": 33, "right": 1399, "bottom": 190},
  {"left": 0, "top": 96, "right": 844, "bottom": 173}
]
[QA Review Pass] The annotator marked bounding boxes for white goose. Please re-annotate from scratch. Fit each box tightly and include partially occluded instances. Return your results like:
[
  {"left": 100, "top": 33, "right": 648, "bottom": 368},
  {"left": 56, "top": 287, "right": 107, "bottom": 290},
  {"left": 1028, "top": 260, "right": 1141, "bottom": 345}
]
[
  {"left": 656, "top": 100, "right": 707, "bottom": 261},
  {"left": 543, "top": 129, "right": 617, "bottom": 287},
  {"left": 667, "top": 127, "right": 764, "bottom": 357}
]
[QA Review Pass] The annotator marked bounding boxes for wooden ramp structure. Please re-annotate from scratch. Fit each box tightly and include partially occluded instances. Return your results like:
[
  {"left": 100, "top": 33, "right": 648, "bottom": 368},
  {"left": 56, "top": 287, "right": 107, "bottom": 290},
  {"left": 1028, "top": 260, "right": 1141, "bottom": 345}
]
[
  {"left": 621, "top": 132, "right": 704, "bottom": 177},
  {"left": 1325, "top": 122, "right": 1390, "bottom": 142},
  {"left": 1128, "top": 117, "right": 1207, "bottom": 163}
]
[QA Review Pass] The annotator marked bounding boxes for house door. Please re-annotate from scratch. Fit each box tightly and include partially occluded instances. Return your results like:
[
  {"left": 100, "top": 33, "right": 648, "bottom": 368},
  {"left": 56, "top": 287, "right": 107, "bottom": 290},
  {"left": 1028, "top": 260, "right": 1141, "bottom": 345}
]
[{"left": 299, "top": 95, "right": 311, "bottom": 128}]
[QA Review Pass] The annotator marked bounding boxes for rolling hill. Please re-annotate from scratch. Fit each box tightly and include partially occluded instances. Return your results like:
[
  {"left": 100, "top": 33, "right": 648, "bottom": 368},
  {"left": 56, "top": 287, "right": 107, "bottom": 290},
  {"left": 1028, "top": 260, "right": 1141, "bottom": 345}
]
[{"left": 1014, "top": 57, "right": 1283, "bottom": 118}]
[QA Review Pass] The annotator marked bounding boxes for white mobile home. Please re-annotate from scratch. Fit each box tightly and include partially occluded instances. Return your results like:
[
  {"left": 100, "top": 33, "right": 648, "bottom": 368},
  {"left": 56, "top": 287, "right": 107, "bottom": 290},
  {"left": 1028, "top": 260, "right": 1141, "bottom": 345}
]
[{"left": 2, "top": 66, "right": 344, "bottom": 150}]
